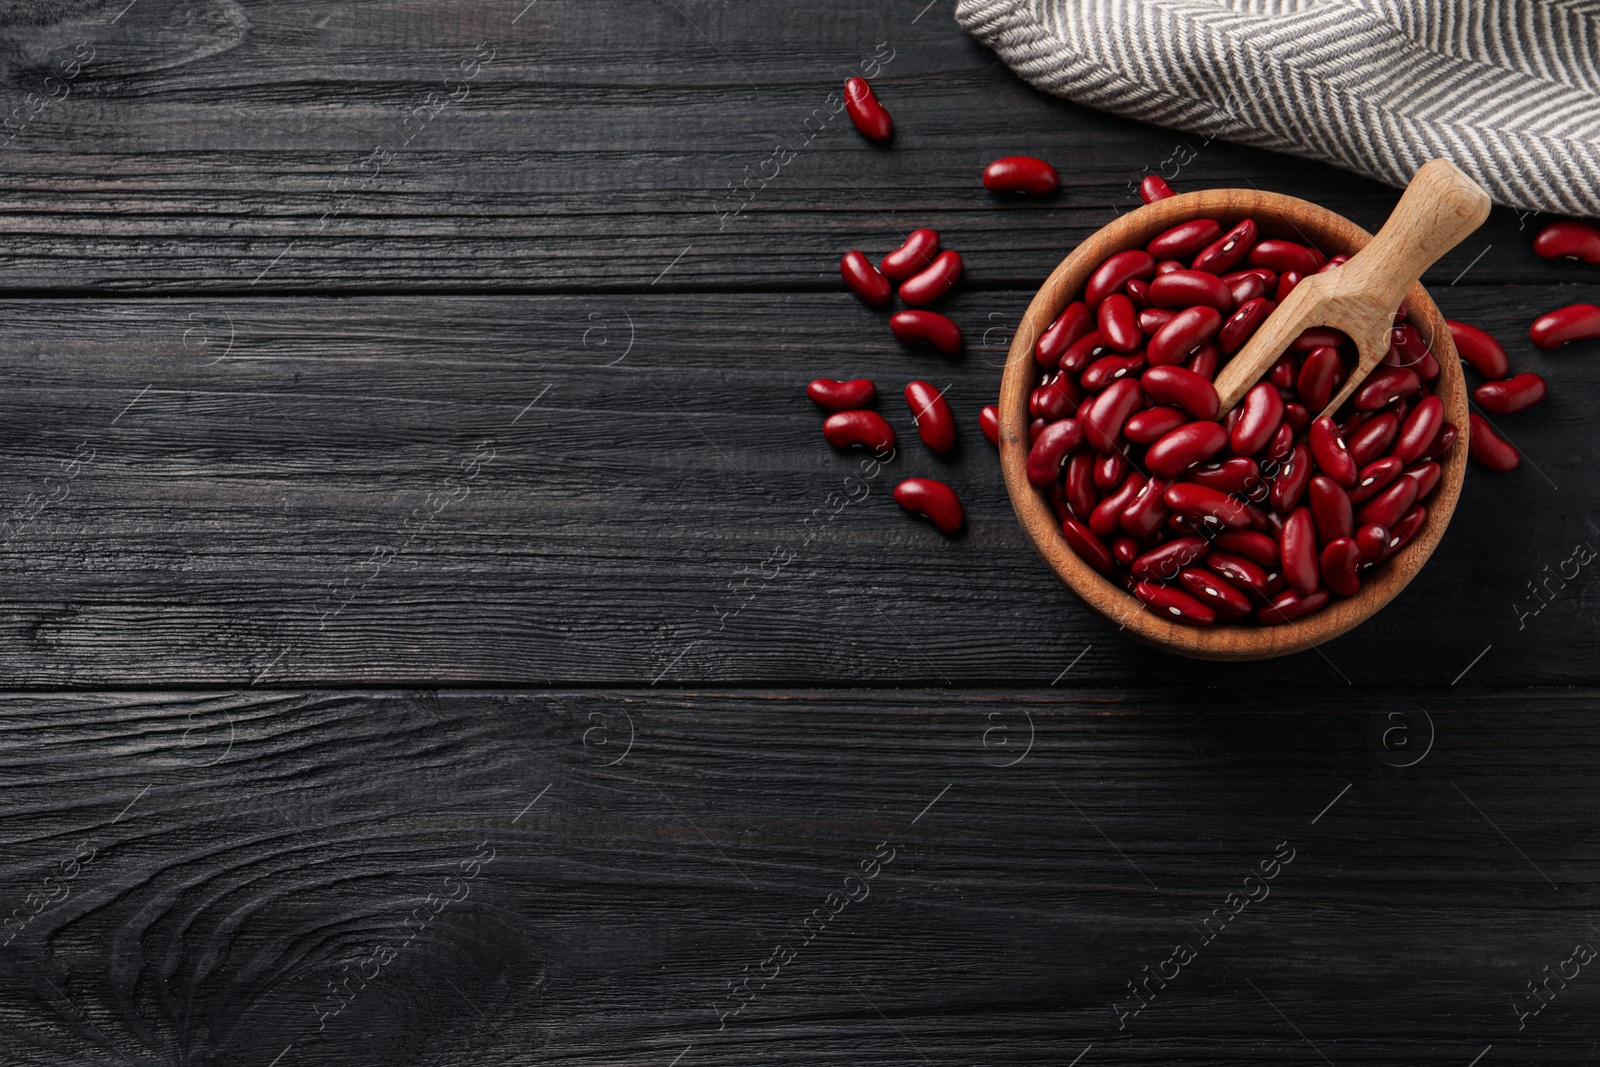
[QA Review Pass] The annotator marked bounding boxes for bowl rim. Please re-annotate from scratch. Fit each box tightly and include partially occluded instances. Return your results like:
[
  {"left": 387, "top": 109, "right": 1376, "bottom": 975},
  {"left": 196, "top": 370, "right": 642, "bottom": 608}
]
[{"left": 999, "top": 188, "right": 1470, "bottom": 661}]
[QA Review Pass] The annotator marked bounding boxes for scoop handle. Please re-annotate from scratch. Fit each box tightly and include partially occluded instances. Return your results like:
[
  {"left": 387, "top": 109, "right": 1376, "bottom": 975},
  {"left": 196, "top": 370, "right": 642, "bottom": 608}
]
[{"left": 1334, "top": 159, "right": 1492, "bottom": 316}]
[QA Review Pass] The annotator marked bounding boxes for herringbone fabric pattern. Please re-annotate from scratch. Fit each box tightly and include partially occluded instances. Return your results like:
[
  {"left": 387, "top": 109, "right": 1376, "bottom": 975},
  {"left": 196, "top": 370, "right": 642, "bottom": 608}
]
[{"left": 955, "top": 0, "right": 1600, "bottom": 217}]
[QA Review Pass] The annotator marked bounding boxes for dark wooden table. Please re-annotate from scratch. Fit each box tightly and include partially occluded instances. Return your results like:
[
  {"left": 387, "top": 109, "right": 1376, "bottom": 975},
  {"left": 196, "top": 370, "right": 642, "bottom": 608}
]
[{"left": 1, "top": 2, "right": 1596, "bottom": 1064}]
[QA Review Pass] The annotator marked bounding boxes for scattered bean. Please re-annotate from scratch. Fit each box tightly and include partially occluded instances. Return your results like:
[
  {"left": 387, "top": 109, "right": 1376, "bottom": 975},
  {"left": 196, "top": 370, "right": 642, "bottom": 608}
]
[
  {"left": 894, "top": 478, "right": 964, "bottom": 533},
  {"left": 1530, "top": 303, "right": 1600, "bottom": 349},
  {"left": 808, "top": 377, "right": 876, "bottom": 411},
  {"left": 1139, "top": 175, "right": 1176, "bottom": 203},
  {"left": 843, "top": 77, "right": 892, "bottom": 141},
  {"left": 983, "top": 155, "right": 1060, "bottom": 195},
  {"left": 880, "top": 228, "right": 941, "bottom": 281},
  {"left": 1473, "top": 372, "right": 1546, "bottom": 415},
  {"left": 1446, "top": 320, "right": 1510, "bottom": 378},
  {"left": 1467, "top": 413, "right": 1519, "bottom": 471},
  {"left": 899, "top": 250, "right": 964, "bottom": 306},
  {"left": 890, "top": 310, "right": 963, "bottom": 354},
  {"left": 980, "top": 404, "right": 1000, "bottom": 446},
  {"left": 823, "top": 410, "right": 895, "bottom": 453},
  {"left": 904, "top": 381, "right": 957, "bottom": 453},
  {"left": 840, "top": 251, "right": 891, "bottom": 307},
  {"left": 1533, "top": 220, "right": 1600, "bottom": 264}
]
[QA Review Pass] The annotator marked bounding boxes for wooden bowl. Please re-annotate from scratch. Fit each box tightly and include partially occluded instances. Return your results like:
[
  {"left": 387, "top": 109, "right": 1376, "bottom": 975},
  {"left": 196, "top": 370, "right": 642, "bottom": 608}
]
[{"left": 1000, "top": 189, "right": 1469, "bottom": 660}]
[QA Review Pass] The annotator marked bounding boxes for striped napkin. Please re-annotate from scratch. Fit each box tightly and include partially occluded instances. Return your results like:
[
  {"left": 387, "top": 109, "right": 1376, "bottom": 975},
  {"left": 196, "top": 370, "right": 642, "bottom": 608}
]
[{"left": 955, "top": 0, "right": 1600, "bottom": 218}]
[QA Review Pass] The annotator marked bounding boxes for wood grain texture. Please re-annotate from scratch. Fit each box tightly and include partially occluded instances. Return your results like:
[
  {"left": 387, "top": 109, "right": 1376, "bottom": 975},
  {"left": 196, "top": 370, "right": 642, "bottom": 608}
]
[
  {"left": 0, "top": 0, "right": 1571, "bottom": 293},
  {"left": 0, "top": 289, "right": 1592, "bottom": 688},
  {"left": 0, "top": 688, "right": 1597, "bottom": 1065}
]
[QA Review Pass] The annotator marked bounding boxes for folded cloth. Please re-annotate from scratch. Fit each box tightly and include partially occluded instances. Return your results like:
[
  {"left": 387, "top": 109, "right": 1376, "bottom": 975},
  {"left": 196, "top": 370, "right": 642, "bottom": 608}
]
[{"left": 955, "top": 0, "right": 1600, "bottom": 218}]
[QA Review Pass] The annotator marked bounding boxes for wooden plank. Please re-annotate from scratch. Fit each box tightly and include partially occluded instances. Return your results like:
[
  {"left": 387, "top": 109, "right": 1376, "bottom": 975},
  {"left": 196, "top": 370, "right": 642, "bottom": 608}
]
[
  {"left": 0, "top": 0, "right": 1573, "bottom": 292},
  {"left": 0, "top": 688, "right": 1595, "bottom": 1064},
  {"left": 0, "top": 287, "right": 1591, "bottom": 688}
]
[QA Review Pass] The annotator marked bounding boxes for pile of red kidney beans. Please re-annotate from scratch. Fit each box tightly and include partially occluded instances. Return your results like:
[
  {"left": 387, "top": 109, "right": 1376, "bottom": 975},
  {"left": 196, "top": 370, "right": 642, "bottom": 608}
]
[{"left": 811, "top": 76, "right": 1598, "bottom": 628}]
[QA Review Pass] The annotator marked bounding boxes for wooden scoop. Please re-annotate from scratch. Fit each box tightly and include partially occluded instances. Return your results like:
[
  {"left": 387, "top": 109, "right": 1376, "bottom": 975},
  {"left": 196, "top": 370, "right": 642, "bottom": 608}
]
[{"left": 1212, "top": 159, "right": 1491, "bottom": 417}]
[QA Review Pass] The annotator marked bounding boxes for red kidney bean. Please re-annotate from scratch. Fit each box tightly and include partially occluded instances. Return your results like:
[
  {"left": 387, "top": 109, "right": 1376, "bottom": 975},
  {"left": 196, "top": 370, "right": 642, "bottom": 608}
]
[
  {"left": 1267, "top": 353, "right": 1296, "bottom": 390},
  {"left": 823, "top": 410, "right": 895, "bottom": 453},
  {"left": 1319, "top": 538, "right": 1362, "bottom": 597},
  {"left": 1474, "top": 372, "right": 1546, "bottom": 415},
  {"left": 904, "top": 381, "right": 956, "bottom": 454},
  {"left": 1192, "top": 219, "right": 1256, "bottom": 274},
  {"left": 1148, "top": 269, "right": 1233, "bottom": 311},
  {"left": 1186, "top": 342, "right": 1220, "bottom": 381},
  {"left": 1355, "top": 476, "right": 1417, "bottom": 529},
  {"left": 1533, "top": 220, "right": 1600, "bottom": 264},
  {"left": 1389, "top": 395, "right": 1444, "bottom": 464},
  {"left": 1348, "top": 412, "right": 1398, "bottom": 466},
  {"left": 1403, "top": 461, "right": 1441, "bottom": 499},
  {"left": 1274, "top": 270, "right": 1303, "bottom": 303},
  {"left": 1219, "top": 297, "right": 1277, "bottom": 353},
  {"left": 1112, "top": 535, "right": 1140, "bottom": 568},
  {"left": 1208, "top": 551, "right": 1270, "bottom": 595},
  {"left": 1467, "top": 413, "right": 1520, "bottom": 471},
  {"left": 1030, "top": 417, "right": 1046, "bottom": 443},
  {"left": 1414, "top": 350, "right": 1440, "bottom": 382},
  {"left": 1094, "top": 451, "right": 1129, "bottom": 489},
  {"left": 894, "top": 478, "right": 963, "bottom": 533},
  {"left": 1445, "top": 320, "right": 1510, "bottom": 379},
  {"left": 843, "top": 77, "right": 892, "bottom": 141},
  {"left": 1146, "top": 306, "right": 1223, "bottom": 366},
  {"left": 1280, "top": 507, "right": 1319, "bottom": 596},
  {"left": 1146, "top": 420, "right": 1228, "bottom": 478},
  {"left": 1126, "top": 278, "right": 1152, "bottom": 308},
  {"left": 1026, "top": 418, "right": 1084, "bottom": 486},
  {"left": 1354, "top": 366, "right": 1421, "bottom": 411},
  {"left": 1188, "top": 457, "right": 1261, "bottom": 497},
  {"left": 1155, "top": 259, "right": 1185, "bottom": 275},
  {"left": 1270, "top": 442, "right": 1313, "bottom": 513},
  {"left": 1419, "top": 420, "right": 1459, "bottom": 462},
  {"left": 1354, "top": 523, "right": 1389, "bottom": 563},
  {"left": 1125, "top": 406, "right": 1188, "bottom": 444},
  {"left": 984, "top": 155, "right": 1059, "bottom": 195},
  {"left": 1308, "top": 416, "right": 1358, "bottom": 487},
  {"left": 1066, "top": 452, "right": 1098, "bottom": 518},
  {"left": 880, "top": 228, "right": 940, "bottom": 281},
  {"left": 1030, "top": 374, "right": 1081, "bottom": 421},
  {"left": 1086, "top": 250, "right": 1157, "bottom": 308},
  {"left": 1036, "top": 302, "right": 1092, "bottom": 369},
  {"left": 1061, "top": 517, "right": 1115, "bottom": 574},
  {"left": 1137, "top": 307, "right": 1176, "bottom": 336},
  {"left": 1283, "top": 402, "right": 1311, "bottom": 437},
  {"left": 980, "top": 404, "right": 1000, "bottom": 446},
  {"left": 1131, "top": 535, "right": 1209, "bottom": 582},
  {"left": 898, "top": 250, "right": 963, "bottom": 307},
  {"left": 1386, "top": 323, "right": 1432, "bottom": 370},
  {"left": 1257, "top": 588, "right": 1329, "bottom": 624},
  {"left": 1347, "top": 456, "right": 1404, "bottom": 505},
  {"left": 1090, "top": 472, "right": 1147, "bottom": 538},
  {"left": 1164, "top": 482, "right": 1251, "bottom": 529},
  {"left": 1139, "top": 175, "right": 1176, "bottom": 203},
  {"left": 1134, "top": 581, "right": 1216, "bottom": 626},
  {"left": 1248, "top": 239, "right": 1324, "bottom": 275},
  {"left": 1148, "top": 219, "right": 1223, "bottom": 259},
  {"left": 1081, "top": 353, "right": 1147, "bottom": 391},
  {"left": 1082, "top": 378, "right": 1144, "bottom": 452},
  {"left": 1531, "top": 303, "right": 1600, "bottom": 349},
  {"left": 1141, "top": 365, "right": 1219, "bottom": 420},
  {"left": 1291, "top": 326, "right": 1348, "bottom": 353},
  {"left": 1295, "top": 345, "right": 1340, "bottom": 411},
  {"left": 839, "top": 250, "right": 891, "bottom": 307},
  {"left": 1229, "top": 381, "right": 1284, "bottom": 457},
  {"left": 1121, "top": 477, "right": 1171, "bottom": 537},
  {"left": 1224, "top": 271, "right": 1267, "bottom": 307},
  {"left": 1386, "top": 504, "right": 1427, "bottom": 554},
  {"left": 807, "top": 377, "right": 876, "bottom": 411},
  {"left": 1263, "top": 423, "right": 1295, "bottom": 465},
  {"left": 1178, "top": 567, "right": 1252, "bottom": 618},
  {"left": 1215, "top": 530, "right": 1279, "bottom": 567},
  {"left": 1098, "top": 294, "right": 1142, "bottom": 353},
  {"left": 1308, "top": 476, "right": 1353, "bottom": 544},
  {"left": 890, "top": 310, "right": 963, "bottom": 354},
  {"left": 1060, "top": 329, "right": 1110, "bottom": 374}
]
